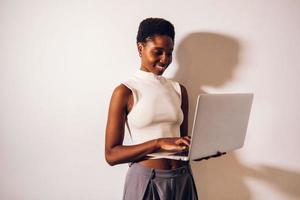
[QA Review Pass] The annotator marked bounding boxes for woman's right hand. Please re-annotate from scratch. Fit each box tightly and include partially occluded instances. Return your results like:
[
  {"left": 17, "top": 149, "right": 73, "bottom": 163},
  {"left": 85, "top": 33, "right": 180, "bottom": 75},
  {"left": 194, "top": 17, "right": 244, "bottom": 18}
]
[{"left": 157, "top": 136, "right": 191, "bottom": 152}]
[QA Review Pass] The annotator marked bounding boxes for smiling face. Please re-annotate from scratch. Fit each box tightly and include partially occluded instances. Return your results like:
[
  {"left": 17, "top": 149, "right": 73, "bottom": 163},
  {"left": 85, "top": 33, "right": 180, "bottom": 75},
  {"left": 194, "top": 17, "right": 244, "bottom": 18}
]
[{"left": 138, "top": 35, "right": 174, "bottom": 75}]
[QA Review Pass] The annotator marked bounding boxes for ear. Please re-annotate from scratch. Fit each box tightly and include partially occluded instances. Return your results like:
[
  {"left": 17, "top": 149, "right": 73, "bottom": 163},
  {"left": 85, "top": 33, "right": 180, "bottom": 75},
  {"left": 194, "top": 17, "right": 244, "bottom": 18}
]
[{"left": 137, "top": 42, "right": 144, "bottom": 57}]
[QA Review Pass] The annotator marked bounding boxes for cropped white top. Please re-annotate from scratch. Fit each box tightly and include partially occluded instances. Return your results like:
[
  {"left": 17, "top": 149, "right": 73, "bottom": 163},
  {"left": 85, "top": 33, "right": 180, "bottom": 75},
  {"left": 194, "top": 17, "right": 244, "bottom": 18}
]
[{"left": 122, "top": 69, "right": 184, "bottom": 145}]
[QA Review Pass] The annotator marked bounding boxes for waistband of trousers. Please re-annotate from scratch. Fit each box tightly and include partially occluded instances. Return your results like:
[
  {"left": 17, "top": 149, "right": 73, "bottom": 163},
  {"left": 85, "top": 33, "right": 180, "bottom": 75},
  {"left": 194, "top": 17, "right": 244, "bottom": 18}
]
[{"left": 129, "top": 162, "right": 192, "bottom": 178}]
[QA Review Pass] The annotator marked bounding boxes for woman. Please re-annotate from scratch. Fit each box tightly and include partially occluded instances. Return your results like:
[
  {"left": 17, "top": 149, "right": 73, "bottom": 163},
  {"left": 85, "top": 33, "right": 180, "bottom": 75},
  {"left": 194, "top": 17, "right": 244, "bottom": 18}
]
[{"left": 105, "top": 18, "right": 198, "bottom": 200}]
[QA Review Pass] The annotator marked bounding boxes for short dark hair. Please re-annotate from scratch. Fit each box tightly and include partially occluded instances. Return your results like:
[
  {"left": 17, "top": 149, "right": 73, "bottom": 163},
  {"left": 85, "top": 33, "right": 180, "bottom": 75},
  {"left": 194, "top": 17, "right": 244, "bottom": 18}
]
[{"left": 136, "top": 18, "right": 175, "bottom": 43}]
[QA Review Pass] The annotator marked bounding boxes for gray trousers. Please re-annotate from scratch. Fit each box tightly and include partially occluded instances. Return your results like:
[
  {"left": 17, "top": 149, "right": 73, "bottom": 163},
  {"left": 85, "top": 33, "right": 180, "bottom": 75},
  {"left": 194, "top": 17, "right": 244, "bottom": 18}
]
[{"left": 123, "top": 162, "right": 198, "bottom": 200}]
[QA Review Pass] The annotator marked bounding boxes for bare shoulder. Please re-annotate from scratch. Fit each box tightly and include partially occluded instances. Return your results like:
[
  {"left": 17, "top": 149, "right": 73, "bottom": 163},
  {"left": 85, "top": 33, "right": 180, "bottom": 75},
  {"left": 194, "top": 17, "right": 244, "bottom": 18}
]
[
  {"left": 109, "top": 84, "right": 132, "bottom": 109},
  {"left": 112, "top": 84, "right": 132, "bottom": 99}
]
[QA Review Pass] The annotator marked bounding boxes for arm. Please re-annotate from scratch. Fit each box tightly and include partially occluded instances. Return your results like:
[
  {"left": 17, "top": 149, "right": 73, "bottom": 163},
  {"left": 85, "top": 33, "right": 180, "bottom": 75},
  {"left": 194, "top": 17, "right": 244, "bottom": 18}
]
[{"left": 105, "top": 84, "right": 189, "bottom": 166}]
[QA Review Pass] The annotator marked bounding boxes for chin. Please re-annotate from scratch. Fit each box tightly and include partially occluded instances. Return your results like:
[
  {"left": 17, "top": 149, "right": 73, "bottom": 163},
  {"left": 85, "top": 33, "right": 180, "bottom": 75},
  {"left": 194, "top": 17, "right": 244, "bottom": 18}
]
[{"left": 154, "top": 66, "right": 167, "bottom": 75}]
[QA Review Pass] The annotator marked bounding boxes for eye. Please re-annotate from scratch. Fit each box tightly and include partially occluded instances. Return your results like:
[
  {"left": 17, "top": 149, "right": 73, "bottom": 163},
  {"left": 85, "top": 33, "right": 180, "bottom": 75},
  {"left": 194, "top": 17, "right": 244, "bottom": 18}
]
[{"left": 153, "top": 50, "right": 163, "bottom": 56}]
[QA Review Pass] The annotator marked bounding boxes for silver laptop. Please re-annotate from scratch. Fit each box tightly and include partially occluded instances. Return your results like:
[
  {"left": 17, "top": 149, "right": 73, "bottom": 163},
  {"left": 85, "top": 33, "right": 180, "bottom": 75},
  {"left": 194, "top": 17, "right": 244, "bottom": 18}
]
[{"left": 146, "top": 93, "right": 254, "bottom": 161}]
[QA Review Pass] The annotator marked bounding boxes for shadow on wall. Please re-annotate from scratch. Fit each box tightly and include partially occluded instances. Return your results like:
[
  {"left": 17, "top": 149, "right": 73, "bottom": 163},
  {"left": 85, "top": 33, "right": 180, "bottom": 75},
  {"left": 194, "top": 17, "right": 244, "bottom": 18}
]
[
  {"left": 173, "top": 32, "right": 300, "bottom": 199},
  {"left": 190, "top": 153, "right": 300, "bottom": 200},
  {"left": 174, "top": 32, "right": 239, "bottom": 131}
]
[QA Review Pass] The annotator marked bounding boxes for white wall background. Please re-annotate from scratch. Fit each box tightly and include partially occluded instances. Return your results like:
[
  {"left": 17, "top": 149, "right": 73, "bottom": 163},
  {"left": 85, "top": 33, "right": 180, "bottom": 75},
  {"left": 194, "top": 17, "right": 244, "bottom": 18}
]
[{"left": 1, "top": 0, "right": 300, "bottom": 199}]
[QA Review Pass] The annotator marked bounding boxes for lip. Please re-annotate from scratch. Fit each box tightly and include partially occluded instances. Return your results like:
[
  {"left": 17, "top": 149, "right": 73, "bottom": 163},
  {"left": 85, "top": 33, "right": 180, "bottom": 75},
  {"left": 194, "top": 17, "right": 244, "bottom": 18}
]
[
  {"left": 156, "top": 65, "right": 167, "bottom": 70},
  {"left": 157, "top": 63, "right": 167, "bottom": 68}
]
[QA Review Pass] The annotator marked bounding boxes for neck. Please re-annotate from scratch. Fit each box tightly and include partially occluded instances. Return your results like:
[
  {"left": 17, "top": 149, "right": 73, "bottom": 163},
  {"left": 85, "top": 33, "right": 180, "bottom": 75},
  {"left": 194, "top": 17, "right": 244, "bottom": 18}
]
[{"left": 139, "top": 66, "right": 164, "bottom": 76}]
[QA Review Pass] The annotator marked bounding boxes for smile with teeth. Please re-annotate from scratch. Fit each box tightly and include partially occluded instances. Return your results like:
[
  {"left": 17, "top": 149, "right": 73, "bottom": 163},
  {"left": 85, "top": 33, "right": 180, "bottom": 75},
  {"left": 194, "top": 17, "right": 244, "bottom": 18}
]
[{"left": 156, "top": 64, "right": 166, "bottom": 70}]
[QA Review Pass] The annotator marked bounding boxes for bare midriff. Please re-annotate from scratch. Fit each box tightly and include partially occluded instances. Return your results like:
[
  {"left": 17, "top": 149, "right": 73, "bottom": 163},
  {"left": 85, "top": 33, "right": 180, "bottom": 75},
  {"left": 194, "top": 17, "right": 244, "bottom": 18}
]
[{"left": 138, "top": 158, "right": 189, "bottom": 170}]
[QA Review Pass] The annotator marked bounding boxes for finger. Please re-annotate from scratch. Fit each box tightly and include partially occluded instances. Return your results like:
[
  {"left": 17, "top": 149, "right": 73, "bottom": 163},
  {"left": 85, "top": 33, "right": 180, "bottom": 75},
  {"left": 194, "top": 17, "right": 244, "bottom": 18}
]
[
  {"left": 183, "top": 136, "right": 191, "bottom": 142},
  {"left": 193, "top": 158, "right": 204, "bottom": 161},
  {"left": 166, "top": 145, "right": 185, "bottom": 152},
  {"left": 212, "top": 152, "right": 226, "bottom": 158},
  {"left": 193, "top": 155, "right": 210, "bottom": 161},
  {"left": 175, "top": 138, "right": 190, "bottom": 146},
  {"left": 202, "top": 156, "right": 210, "bottom": 160},
  {"left": 217, "top": 152, "right": 226, "bottom": 156},
  {"left": 214, "top": 152, "right": 222, "bottom": 157},
  {"left": 173, "top": 141, "right": 188, "bottom": 150},
  {"left": 182, "top": 137, "right": 191, "bottom": 146},
  {"left": 180, "top": 138, "right": 191, "bottom": 147},
  {"left": 176, "top": 145, "right": 187, "bottom": 151}
]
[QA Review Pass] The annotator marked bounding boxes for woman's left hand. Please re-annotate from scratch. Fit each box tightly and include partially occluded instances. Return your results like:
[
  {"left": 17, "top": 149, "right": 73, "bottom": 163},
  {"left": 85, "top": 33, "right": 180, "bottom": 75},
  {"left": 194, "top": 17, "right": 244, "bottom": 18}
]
[{"left": 193, "top": 151, "right": 227, "bottom": 162}]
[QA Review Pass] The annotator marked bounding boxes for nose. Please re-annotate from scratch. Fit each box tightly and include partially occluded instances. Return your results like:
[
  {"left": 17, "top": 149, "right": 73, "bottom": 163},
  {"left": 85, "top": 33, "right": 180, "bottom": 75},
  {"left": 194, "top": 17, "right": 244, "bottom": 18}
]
[{"left": 160, "top": 53, "right": 172, "bottom": 65}]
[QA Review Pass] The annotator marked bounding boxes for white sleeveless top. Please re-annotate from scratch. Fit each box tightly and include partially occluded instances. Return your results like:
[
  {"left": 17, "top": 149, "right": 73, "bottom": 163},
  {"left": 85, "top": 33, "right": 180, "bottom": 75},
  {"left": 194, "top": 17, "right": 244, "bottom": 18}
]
[{"left": 122, "top": 69, "right": 184, "bottom": 145}]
